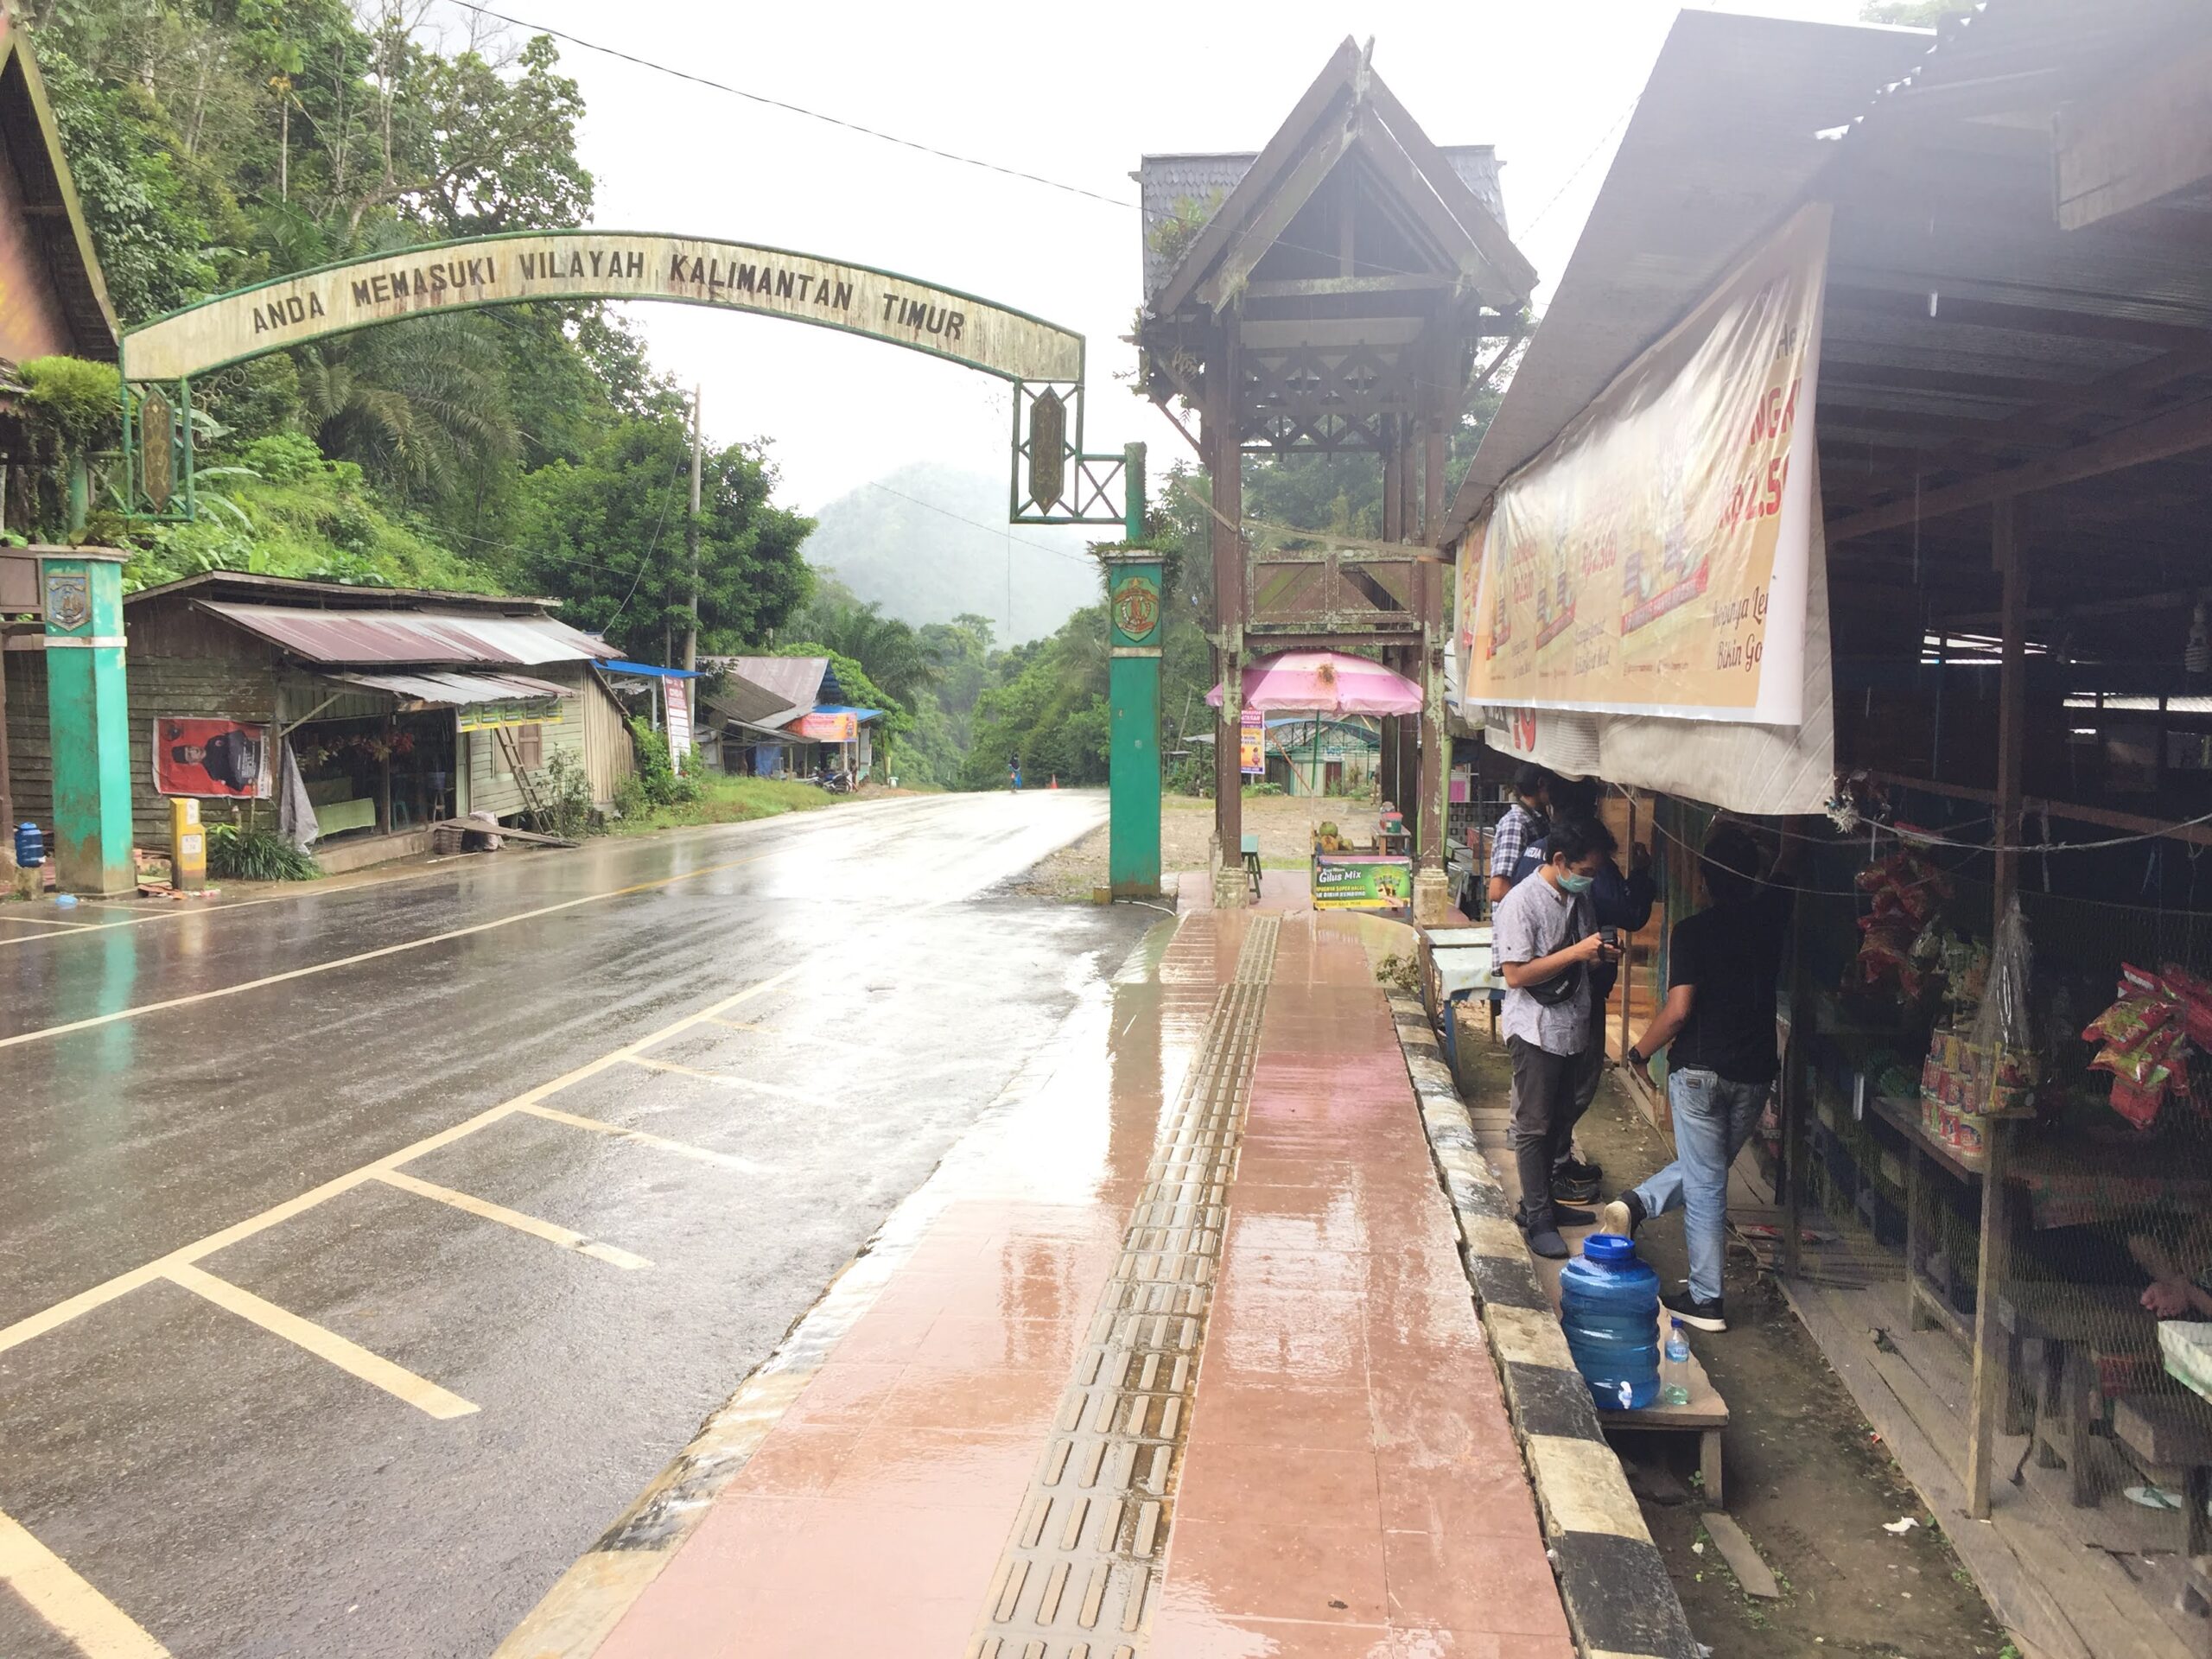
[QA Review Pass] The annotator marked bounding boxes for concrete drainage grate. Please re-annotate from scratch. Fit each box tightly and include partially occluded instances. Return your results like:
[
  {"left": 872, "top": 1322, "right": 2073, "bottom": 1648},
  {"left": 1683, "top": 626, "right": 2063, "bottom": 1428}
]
[{"left": 969, "top": 915, "right": 1279, "bottom": 1659}]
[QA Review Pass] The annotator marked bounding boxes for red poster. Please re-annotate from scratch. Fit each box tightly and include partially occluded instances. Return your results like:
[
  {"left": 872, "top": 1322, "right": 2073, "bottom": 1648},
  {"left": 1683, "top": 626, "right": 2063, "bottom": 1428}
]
[{"left": 153, "top": 718, "right": 270, "bottom": 798}]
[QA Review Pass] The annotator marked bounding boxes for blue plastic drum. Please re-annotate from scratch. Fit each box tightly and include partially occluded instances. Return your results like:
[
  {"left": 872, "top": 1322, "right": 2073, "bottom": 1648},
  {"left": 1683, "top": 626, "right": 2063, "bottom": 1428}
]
[{"left": 1559, "top": 1232, "right": 1661, "bottom": 1410}]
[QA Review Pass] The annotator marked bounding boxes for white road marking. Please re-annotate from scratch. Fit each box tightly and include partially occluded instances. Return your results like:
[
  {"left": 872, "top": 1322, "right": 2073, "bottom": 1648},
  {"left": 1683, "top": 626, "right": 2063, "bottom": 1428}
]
[
  {"left": 0, "top": 849, "right": 779, "bottom": 1048},
  {"left": 0, "top": 1508, "right": 172, "bottom": 1657},
  {"left": 375, "top": 1169, "right": 650, "bottom": 1269},
  {"left": 0, "top": 964, "right": 804, "bottom": 1357},
  {"left": 623, "top": 1055, "right": 811, "bottom": 1099},
  {"left": 164, "top": 1263, "right": 478, "bottom": 1420}
]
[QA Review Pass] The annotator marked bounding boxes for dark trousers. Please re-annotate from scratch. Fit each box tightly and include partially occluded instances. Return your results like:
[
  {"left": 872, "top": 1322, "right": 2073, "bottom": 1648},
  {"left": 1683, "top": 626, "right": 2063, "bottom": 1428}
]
[{"left": 1509, "top": 1035, "right": 1601, "bottom": 1223}]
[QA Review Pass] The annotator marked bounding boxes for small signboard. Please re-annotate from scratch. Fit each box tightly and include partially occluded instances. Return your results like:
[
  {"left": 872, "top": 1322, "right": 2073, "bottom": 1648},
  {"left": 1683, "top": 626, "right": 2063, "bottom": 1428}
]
[
  {"left": 153, "top": 718, "right": 270, "bottom": 798},
  {"left": 791, "top": 710, "right": 858, "bottom": 742},
  {"left": 666, "top": 679, "right": 691, "bottom": 771},
  {"left": 1240, "top": 709, "right": 1265, "bottom": 776},
  {"left": 1313, "top": 854, "right": 1414, "bottom": 911}
]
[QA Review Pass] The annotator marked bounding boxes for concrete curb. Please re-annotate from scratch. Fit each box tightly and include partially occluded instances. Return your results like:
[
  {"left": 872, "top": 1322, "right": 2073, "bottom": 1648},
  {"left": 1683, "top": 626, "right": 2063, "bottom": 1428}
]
[{"left": 1384, "top": 991, "right": 1699, "bottom": 1659}]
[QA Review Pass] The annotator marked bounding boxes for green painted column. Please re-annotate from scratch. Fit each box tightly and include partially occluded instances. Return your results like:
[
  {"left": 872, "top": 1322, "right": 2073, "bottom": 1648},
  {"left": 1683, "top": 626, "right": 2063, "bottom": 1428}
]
[
  {"left": 41, "top": 548, "right": 136, "bottom": 894},
  {"left": 1103, "top": 443, "right": 1160, "bottom": 900}
]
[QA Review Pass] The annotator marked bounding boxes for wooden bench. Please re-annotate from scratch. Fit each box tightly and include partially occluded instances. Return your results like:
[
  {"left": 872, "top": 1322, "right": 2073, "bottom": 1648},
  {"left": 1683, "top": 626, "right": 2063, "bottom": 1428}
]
[
  {"left": 1999, "top": 1281, "right": 2159, "bottom": 1506},
  {"left": 2113, "top": 1393, "right": 2212, "bottom": 1556},
  {"left": 1595, "top": 1343, "right": 1730, "bottom": 1505}
]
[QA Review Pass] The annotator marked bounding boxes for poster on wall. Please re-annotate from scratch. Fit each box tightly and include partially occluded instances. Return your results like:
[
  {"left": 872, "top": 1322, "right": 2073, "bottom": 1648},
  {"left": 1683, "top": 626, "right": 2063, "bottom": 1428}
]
[
  {"left": 153, "top": 718, "right": 270, "bottom": 798},
  {"left": 1240, "top": 709, "right": 1265, "bottom": 775},
  {"left": 1458, "top": 203, "right": 1830, "bottom": 724}
]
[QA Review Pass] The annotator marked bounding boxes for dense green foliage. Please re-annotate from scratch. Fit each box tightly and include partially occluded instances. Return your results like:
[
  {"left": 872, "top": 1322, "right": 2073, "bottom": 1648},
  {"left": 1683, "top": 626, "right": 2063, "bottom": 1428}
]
[{"left": 22, "top": 0, "right": 810, "bottom": 654}]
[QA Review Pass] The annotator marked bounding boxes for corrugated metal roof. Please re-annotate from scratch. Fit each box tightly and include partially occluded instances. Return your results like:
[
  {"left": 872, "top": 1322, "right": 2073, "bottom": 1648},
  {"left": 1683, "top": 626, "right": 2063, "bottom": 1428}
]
[
  {"left": 198, "top": 601, "right": 617, "bottom": 667},
  {"left": 1442, "top": 12, "right": 1929, "bottom": 541},
  {"left": 127, "top": 569, "right": 566, "bottom": 613},
  {"left": 698, "top": 669, "right": 803, "bottom": 731},
  {"left": 328, "top": 670, "right": 575, "bottom": 706},
  {"left": 706, "top": 656, "right": 830, "bottom": 716},
  {"left": 1137, "top": 145, "right": 1505, "bottom": 301}
]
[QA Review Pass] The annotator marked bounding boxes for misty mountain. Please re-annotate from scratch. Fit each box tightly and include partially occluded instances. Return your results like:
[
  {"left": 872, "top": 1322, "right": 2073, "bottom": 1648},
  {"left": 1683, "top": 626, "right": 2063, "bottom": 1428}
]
[{"left": 804, "top": 463, "right": 1106, "bottom": 645}]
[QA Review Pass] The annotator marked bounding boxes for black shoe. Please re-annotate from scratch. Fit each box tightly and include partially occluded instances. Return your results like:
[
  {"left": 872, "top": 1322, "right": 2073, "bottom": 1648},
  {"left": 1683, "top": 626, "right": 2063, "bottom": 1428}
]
[
  {"left": 1600, "top": 1192, "right": 1646, "bottom": 1237},
  {"left": 1551, "top": 1173, "right": 1601, "bottom": 1205},
  {"left": 1662, "top": 1287, "right": 1726, "bottom": 1332},
  {"left": 1558, "top": 1154, "right": 1604, "bottom": 1184},
  {"left": 1520, "top": 1207, "right": 1568, "bottom": 1260},
  {"left": 1552, "top": 1203, "right": 1598, "bottom": 1228}
]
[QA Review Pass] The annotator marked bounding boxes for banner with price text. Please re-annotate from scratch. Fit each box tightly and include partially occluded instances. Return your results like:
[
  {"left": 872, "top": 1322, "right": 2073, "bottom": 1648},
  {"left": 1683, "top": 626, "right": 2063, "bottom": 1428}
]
[{"left": 1459, "top": 204, "right": 1829, "bottom": 723}]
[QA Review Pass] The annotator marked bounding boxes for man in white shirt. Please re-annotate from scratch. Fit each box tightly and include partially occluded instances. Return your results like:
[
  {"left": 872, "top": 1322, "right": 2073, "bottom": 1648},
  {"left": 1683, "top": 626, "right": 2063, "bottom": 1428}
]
[{"left": 1491, "top": 816, "right": 1620, "bottom": 1258}]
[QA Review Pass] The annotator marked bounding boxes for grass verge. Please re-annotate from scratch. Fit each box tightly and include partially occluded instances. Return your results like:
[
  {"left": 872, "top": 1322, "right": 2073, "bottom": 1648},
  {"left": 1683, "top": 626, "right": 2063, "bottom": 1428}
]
[{"left": 607, "top": 774, "right": 841, "bottom": 836}]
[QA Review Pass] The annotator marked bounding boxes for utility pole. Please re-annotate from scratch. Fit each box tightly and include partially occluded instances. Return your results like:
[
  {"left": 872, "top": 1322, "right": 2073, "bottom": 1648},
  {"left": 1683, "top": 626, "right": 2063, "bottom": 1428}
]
[{"left": 683, "top": 384, "right": 702, "bottom": 675}]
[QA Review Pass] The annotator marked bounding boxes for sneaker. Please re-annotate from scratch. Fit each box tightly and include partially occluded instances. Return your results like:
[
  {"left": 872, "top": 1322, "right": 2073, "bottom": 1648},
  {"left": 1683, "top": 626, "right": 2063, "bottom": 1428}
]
[
  {"left": 1662, "top": 1287, "right": 1726, "bottom": 1332},
  {"left": 1551, "top": 1173, "right": 1601, "bottom": 1205},
  {"left": 1600, "top": 1192, "right": 1646, "bottom": 1237},
  {"left": 1520, "top": 1208, "right": 1568, "bottom": 1260},
  {"left": 1552, "top": 1203, "right": 1598, "bottom": 1228},
  {"left": 1558, "top": 1154, "right": 1604, "bottom": 1184}
]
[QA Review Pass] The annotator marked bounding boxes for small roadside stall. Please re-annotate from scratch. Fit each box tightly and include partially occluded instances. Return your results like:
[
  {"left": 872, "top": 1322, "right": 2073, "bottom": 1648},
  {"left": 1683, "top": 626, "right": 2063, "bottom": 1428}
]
[
  {"left": 1437, "top": 5, "right": 2212, "bottom": 1652},
  {"left": 1210, "top": 649, "right": 1422, "bottom": 910}
]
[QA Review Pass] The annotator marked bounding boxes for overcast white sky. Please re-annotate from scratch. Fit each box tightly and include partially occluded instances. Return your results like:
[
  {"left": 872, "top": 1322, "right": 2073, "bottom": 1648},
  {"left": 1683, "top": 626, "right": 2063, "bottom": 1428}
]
[{"left": 429, "top": 0, "right": 1880, "bottom": 519}]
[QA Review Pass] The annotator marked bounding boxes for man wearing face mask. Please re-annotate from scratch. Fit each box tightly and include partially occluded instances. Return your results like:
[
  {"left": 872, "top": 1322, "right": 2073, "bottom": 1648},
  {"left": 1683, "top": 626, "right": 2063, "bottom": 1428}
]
[{"left": 1491, "top": 816, "right": 1621, "bottom": 1258}]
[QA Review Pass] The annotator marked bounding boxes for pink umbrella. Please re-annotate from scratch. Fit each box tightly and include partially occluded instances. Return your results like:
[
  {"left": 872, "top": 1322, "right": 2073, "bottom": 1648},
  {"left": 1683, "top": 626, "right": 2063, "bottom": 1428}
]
[{"left": 1205, "top": 650, "right": 1422, "bottom": 715}]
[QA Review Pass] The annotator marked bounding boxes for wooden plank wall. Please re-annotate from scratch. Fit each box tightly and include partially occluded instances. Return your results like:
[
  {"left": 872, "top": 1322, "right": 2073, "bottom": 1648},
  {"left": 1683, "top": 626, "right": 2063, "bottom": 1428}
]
[
  {"left": 3, "top": 616, "right": 283, "bottom": 851},
  {"left": 463, "top": 683, "right": 588, "bottom": 821},
  {"left": 581, "top": 672, "right": 635, "bottom": 807}
]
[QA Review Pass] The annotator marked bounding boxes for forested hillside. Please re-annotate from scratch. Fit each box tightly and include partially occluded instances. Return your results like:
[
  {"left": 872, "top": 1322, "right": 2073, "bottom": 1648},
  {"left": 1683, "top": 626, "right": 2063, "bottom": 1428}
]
[{"left": 28, "top": 0, "right": 811, "bottom": 663}]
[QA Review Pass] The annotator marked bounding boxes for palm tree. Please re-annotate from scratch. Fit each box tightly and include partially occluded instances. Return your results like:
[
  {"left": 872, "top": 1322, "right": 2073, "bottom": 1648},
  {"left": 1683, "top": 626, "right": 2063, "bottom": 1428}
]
[{"left": 296, "top": 312, "right": 517, "bottom": 503}]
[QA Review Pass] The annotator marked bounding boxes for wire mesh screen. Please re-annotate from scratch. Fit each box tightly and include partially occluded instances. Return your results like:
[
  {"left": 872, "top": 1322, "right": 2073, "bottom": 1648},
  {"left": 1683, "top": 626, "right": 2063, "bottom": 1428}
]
[{"left": 1777, "top": 803, "right": 2212, "bottom": 1510}]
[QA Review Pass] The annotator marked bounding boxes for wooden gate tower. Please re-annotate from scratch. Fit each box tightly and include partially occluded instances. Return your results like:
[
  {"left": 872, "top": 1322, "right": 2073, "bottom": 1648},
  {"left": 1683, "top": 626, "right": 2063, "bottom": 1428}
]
[{"left": 1135, "top": 39, "right": 1535, "bottom": 912}]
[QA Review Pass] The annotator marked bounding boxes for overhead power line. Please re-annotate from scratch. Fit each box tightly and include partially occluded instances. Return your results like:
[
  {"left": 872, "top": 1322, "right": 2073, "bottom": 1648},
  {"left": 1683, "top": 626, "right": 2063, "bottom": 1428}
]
[{"left": 437, "top": 0, "right": 1137, "bottom": 213}]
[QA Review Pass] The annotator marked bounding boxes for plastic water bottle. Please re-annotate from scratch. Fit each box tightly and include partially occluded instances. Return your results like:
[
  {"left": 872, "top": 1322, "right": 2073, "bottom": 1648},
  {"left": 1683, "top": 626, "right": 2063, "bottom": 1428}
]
[
  {"left": 1560, "top": 1234, "right": 1662, "bottom": 1410},
  {"left": 1661, "top": 1317, "right": 1693, "bottom": 1407}
]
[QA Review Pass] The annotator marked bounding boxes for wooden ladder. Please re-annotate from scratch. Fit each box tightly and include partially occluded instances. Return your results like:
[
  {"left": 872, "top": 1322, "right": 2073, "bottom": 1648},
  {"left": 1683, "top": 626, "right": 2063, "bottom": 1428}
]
[{"left": 494, "top": 725, "right": 548, "bottom": 827}]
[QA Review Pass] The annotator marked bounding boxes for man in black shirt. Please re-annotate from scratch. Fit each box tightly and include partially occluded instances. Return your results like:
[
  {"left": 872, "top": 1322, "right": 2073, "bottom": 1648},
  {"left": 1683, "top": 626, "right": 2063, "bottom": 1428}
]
[{"left": 1601, "top": 820, "right": 1799, "bottom": 1332}]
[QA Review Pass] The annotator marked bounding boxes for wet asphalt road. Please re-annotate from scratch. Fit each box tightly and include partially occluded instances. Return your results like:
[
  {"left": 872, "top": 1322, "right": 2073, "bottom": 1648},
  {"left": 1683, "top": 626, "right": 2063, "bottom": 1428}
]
[{"left": 0, "top": 790, "right": 1146, "bottom": 1658}]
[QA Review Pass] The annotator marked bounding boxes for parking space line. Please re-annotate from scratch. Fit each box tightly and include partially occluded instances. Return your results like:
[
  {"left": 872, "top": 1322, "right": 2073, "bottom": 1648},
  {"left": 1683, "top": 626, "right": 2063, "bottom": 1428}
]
[
  {"left": 703, "top": 1018, "right": 848, "bottom": 1047},
  {"left": 0, "top": 963, "right": 804, "bottom": 1362},
  {"left": 0, "top": 912, "right": 98, "bottom": 930},
  {"left": 515, "top": 1103, "right": 764, "bottom": 1172},
  {"left": 0, "top": 1507, "right": 171, "bottom": 1658},
  {"left": 163, "top": 1264, "right": 478, "bottom": 1420},
  {"left": 375, "top": 1170, "right": 650, "bottom": 1270},
  {"left": 623, "top": 1055, "right": 810, "bottom": 1098}
]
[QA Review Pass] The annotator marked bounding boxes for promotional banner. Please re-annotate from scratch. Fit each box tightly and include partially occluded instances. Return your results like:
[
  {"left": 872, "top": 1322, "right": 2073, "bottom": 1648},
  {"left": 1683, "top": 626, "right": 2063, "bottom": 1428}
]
[
  {"left": 1312, "top": 855, "right": 1414, "bottom": 911},
  {"left": 153, "top": 718, "right": 270, "bottom": 798},
  {"left": 1240, "top": 709, "right": 1265, "bottom": 776},
  {"left": 791, "top": 710, "right": 857, "bottom": 742},
  {"left": 1459, "top": 204, "right": 1830, "bottom": 723},
  {"left": 1473, "top": 454, "right": 1837, "bottom": 815}
]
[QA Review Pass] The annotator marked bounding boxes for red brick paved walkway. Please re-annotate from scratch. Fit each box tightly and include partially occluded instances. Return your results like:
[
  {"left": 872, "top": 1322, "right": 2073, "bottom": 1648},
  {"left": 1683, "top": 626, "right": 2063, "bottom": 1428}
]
[{"left": 589, "top": 911, "right": 1568, "bottom": 1658}]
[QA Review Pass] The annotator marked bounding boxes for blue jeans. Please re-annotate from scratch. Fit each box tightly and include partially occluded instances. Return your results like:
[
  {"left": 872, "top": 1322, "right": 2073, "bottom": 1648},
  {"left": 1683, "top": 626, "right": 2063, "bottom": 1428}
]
[{"left": 1632, "top": 1067, "right": 1768, "bottom": 1305}]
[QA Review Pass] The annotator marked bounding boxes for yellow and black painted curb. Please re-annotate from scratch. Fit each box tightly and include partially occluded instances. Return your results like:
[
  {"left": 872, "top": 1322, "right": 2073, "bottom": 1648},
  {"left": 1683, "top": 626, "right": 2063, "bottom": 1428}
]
[{"left": 1385, "top": 991, "right": 1699, "bottom": 1659}]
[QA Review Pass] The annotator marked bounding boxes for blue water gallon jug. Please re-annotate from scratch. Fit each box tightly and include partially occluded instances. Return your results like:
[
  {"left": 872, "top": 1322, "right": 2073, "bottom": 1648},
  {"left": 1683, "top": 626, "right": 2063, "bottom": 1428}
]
[
  {"left": 13, "top": 821, "right": 43, "bottom": 868},
  {"left": 1559, "top": 1232, "right": 1661, "bottom": 1410}
]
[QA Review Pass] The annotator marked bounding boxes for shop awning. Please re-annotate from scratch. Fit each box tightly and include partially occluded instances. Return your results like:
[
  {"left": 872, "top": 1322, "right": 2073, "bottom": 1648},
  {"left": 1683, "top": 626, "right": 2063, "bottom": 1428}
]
[
  {"left": 326, "top": 669, "right": 575, "bottom": 707},
  {"left": 600, "top": 659, "right": 702, "bottom": 678},
  {"left": 198, "top": 601, "right": 615, "bottom": 666}
]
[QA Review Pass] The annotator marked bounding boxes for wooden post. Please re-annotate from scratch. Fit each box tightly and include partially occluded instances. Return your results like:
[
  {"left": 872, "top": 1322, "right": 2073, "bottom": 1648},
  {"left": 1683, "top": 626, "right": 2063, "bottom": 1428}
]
[
  {"left": 1782, "top": 896, "right": 1809, "bottom": 1280},
  {"left": 1424, "top": 423, "right": 1446, "bottom": 545},
  {"left": 1967, "top": 494, "right": 2026, "bottom": 1520},
  {"left": 1207, "top": 321, "right": 1245, "bottom": 906},
  {"left": 1618, "top": 794, "right": 1637, "bottom": 1061}
]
